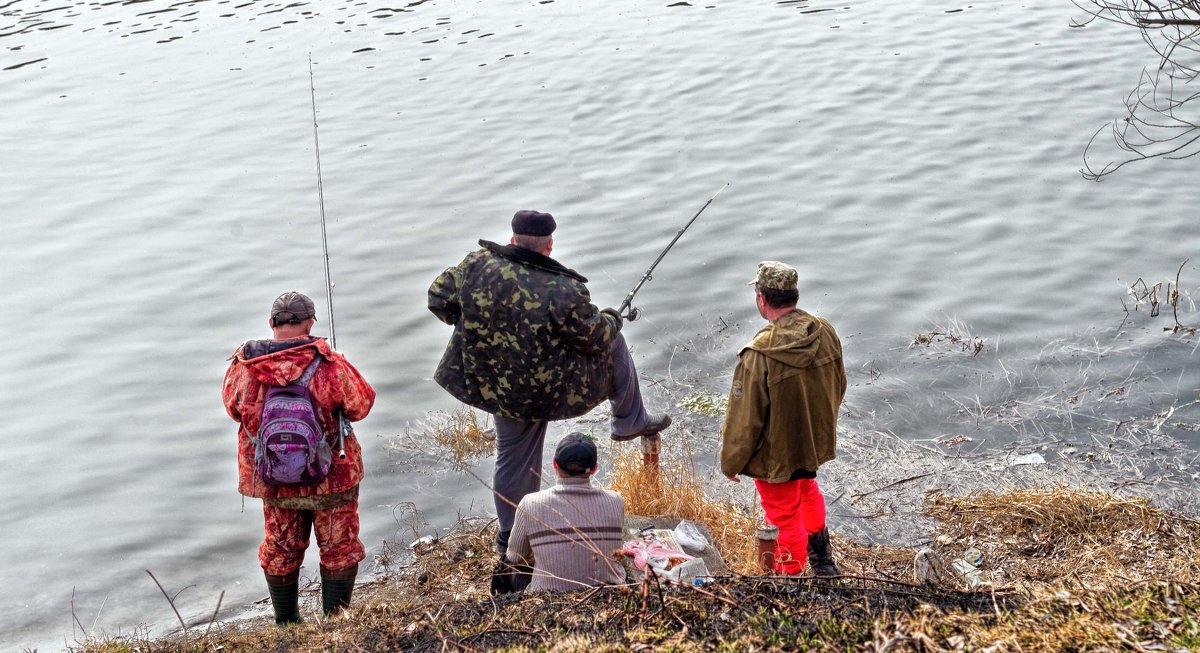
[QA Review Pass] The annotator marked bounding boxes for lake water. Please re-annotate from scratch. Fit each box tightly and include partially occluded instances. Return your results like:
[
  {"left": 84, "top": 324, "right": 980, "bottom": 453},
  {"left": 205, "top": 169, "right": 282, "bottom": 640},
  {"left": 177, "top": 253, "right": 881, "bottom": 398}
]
[{"left": 4, "top": 0, "right": 1200, "bottom": 649}]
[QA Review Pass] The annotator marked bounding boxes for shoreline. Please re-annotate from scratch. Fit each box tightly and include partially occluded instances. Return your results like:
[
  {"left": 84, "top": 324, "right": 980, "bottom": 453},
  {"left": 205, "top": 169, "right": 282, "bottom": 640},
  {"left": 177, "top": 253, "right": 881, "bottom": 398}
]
[
  {"left": 73, "top": 321, "right": 1200, "bottom": 651},
  {"left": 73, "top": 477, "right": 1200, "bottom": 652}
]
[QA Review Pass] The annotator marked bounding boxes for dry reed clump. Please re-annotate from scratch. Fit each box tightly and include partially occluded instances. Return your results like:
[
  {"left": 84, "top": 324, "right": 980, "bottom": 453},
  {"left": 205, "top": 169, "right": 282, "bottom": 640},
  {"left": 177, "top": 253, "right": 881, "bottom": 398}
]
[
  {"left": 368, "top": 517, "right": 498, "bottom": 607},
  {"left": 826, "top": 538, "right": 919, "bottom": 582},
  {"left": 423, "top": 406, "right": 495, "bottom": 470},
  {"left": 909, "top": 314, "right": 986, "bottom": 356},
  {"left": 926, "top": 487, "right": 1200, "bottom": 588},
  {"left": 607, "top": 448, "right": 759, "bottom": 574}
]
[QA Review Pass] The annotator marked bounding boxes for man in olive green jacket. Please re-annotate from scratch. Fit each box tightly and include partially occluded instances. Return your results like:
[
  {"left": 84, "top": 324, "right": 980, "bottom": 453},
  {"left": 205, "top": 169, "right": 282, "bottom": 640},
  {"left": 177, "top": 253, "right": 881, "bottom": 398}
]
[{"left": 721, "top": 261, "right": 846, "bottom": 576}]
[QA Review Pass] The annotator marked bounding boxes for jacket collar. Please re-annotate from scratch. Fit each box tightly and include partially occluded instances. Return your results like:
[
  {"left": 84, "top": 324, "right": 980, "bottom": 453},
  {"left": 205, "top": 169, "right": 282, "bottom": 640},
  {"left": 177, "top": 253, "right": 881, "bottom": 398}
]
[
  {"left": 554, "top": 475, "right": 595, "bottom": 489},
  {"left": 238, "top": 336, "right": 325, "bottom": 361},
  {"left": 479, "top": 239, "right": 588, "bottom": 283}
]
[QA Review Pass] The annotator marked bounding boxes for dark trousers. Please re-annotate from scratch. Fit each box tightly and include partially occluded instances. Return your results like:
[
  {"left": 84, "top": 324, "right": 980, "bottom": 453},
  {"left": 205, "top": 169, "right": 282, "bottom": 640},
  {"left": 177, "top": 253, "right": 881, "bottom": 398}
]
[{"left": 493, "top": 334, "right": 649, "bottom": 552}]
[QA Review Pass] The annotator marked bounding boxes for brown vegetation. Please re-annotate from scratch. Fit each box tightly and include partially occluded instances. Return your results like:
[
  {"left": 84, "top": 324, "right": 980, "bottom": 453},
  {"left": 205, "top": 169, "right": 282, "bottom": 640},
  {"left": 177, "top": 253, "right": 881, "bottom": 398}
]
[{"left": 72, "top": 477, "right": 1200, "bottom": 652}]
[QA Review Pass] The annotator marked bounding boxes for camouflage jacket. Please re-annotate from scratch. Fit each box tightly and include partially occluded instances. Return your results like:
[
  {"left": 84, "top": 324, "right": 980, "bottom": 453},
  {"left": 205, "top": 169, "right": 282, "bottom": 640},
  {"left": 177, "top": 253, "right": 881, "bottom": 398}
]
[
  {"left": 223, "top": 337, "right": 375, "bottom": 500},
  {"left": 428, "top": 240, "right": 619, "bottom": 420}
]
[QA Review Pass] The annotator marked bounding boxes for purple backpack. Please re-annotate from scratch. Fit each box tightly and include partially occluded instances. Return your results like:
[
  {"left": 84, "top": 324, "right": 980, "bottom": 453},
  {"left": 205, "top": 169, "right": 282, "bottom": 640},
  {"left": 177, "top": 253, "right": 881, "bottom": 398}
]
[{"left": 252, "top": 357, "right": 332, "bottom": 487}]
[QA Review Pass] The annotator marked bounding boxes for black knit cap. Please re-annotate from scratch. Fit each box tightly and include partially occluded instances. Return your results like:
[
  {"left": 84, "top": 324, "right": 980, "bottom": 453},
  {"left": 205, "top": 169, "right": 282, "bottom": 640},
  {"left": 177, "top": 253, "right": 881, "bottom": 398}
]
[
  {"left": 554, "top": 432, "right": 598, "bottom": 475},
  {"left": 512, "top": 210, "right": 556, "bottom": 236}
]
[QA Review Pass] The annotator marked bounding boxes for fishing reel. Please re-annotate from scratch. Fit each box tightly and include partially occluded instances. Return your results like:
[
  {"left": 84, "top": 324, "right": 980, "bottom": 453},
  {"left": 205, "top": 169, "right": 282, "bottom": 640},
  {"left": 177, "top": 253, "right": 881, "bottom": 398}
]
[{"left": 624, "top": 306, "right": 642, "bottom": 322}]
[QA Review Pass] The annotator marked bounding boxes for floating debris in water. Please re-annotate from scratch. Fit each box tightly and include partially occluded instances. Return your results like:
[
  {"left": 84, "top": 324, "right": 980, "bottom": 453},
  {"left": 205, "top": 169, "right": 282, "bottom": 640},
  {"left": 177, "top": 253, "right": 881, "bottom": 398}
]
[{"left": 679, "top": 390, "right": 728, "bottom": 417}]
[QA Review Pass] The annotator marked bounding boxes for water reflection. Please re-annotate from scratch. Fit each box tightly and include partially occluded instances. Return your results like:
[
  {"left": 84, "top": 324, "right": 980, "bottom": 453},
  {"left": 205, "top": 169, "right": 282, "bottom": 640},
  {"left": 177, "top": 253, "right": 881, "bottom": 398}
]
[
  {"left": 3, "top": 0, "right": 454, "bottom": 68},
  {"left": 1, "top": 0, "right": 860, "bottom": 75}
]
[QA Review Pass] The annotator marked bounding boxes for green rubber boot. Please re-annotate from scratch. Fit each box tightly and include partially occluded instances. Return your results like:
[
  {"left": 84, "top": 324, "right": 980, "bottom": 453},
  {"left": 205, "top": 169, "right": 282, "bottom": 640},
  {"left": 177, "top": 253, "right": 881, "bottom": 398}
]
[
  {"left": 264, "top": 569, "right": 302, "bottom": 626},
  {"left": 321, "top": 563, "right": 357, "bottom": 616}
]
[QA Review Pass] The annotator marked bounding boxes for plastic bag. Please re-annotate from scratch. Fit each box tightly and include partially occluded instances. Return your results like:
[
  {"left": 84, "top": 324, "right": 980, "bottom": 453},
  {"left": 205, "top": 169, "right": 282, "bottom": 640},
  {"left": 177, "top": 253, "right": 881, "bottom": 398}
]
[{"left": 672, "top": 520, "right": 709, "bottom": 553}]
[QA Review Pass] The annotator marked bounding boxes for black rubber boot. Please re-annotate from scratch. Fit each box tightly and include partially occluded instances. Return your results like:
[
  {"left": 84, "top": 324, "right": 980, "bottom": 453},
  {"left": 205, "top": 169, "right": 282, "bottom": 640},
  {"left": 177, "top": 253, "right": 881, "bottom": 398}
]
[
  {"left": 807, "top": 527, "right": 841, "bottom": 578},
  {"left": 264, "top": 569, "right": 302, "bottom": 626},
  {"left": 321, "top": 563, "right": 357, "bottom": 616}
]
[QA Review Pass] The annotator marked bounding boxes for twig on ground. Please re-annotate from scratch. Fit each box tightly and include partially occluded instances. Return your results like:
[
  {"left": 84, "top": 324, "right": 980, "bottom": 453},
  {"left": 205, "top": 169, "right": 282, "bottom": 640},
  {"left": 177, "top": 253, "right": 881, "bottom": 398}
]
[{"left": 145, "top": 570, "right": 190, "bottom": 649}]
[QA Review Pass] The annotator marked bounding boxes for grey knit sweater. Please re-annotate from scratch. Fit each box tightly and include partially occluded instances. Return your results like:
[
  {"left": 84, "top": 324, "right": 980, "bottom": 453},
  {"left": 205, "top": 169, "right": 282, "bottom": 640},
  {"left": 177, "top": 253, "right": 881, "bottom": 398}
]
[{"left": 505, "top": 475, "right": 626, "bottom": 592}]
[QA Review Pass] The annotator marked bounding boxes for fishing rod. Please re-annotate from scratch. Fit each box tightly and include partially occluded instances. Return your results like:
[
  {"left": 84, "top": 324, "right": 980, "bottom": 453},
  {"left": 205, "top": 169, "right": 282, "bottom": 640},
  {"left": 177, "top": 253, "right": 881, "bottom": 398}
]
[
  {"left": 616, "top": 183, "right": 729, "bottom": 321},
  {"left": 309, "top": 53, "right": 351, "bottom": 460}
]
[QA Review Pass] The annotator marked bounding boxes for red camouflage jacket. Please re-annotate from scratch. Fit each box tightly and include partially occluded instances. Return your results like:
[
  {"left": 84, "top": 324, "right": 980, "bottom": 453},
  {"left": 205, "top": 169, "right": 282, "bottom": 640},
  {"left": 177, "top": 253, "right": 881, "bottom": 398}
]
[{"left": 223, "top": 337, "right": 375, "bottom": 499}]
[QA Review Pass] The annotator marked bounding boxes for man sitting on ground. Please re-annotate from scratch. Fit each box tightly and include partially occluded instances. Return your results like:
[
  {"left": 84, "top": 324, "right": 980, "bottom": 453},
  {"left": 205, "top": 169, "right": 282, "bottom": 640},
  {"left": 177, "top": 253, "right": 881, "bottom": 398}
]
[{"left": 498, "top": 432, "right": 625, "bottom": 593}]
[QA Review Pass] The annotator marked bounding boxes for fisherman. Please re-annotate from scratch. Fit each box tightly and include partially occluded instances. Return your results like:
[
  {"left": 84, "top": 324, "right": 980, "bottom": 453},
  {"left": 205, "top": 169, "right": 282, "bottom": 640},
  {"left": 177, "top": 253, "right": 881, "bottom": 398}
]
[
  {"left": 720, "top": 262, "right": 846, "bottom": 576},
  {"left": 223, "top": 291, "right": 376, "bottom": 624},
  {"left": 428, "top": 210, "right": 670, "bottom": 557},
  {"left": 494, "top": 432, "right": 625, "bottom": 593}
]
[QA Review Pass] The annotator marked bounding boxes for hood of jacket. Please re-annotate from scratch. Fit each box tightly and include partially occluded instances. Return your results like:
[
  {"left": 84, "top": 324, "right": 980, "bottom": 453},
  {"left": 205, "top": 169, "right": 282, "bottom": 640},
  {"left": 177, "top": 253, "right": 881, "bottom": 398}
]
[
  {"left": 232, "top": 336, "right": 329, "bottom": 387},
  {"left": 743, "top": 309, "right": 839, "bottom": 370}
]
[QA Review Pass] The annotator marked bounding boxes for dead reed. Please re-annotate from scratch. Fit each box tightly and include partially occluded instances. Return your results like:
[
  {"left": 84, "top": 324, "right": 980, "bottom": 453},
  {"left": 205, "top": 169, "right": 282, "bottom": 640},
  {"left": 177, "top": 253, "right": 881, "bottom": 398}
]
[
  {"left": 909, "top": 314, "right": 986, "bottom": 356},
  {"left": 925, "top": 486, "right": 1200, "bottom": 594},
  {"left": 400, "top": 406, "right": 495, "bottom": 471},
  {"left": 1125, "top": 258, "right": 1198, "bottom": 335}
]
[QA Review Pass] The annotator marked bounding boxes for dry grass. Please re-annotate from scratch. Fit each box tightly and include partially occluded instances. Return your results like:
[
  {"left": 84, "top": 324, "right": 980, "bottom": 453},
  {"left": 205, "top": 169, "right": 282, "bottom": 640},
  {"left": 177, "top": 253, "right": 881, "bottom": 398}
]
[
  {"left": 362, "top": 516, "right": 499, "bottom": 609},
  {"left": 608, "top": 448, "right": 760, "bottom": 574},
  {"left": 909, "top": 314, "right": 986, "bottom": 356},
  {"left": 406, "top": 406, "right": 495, "bottom": 471},
  {"left": 70, "top": 487, "right": 1200, "bottom": 652},
  {"left": 925, "top": 486, "right": 1200, "bottom": 591}
]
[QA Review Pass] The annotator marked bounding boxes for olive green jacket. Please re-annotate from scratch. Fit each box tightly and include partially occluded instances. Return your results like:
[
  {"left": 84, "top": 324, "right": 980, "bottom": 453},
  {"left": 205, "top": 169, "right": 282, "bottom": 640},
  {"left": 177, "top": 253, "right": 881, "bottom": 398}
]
[
  {"left": 428, "top": 240, "right": 619, "bottom": 420},
  {"left": 720, "top": 309, "right": 846, "bottom": 482}
]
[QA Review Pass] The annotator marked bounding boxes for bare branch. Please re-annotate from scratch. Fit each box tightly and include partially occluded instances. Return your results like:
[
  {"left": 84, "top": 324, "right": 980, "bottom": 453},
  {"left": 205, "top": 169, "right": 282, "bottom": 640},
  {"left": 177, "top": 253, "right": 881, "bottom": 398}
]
[{"left": 1077, "top": 0, "right": 1200, "bottom": 178}]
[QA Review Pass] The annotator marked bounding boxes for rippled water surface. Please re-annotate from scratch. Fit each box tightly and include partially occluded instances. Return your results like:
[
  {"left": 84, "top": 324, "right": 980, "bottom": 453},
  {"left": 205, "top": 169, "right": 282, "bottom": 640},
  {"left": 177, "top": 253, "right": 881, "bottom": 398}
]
[{"left": 4, "top": 0, "right": 1200, "bottom": 649}]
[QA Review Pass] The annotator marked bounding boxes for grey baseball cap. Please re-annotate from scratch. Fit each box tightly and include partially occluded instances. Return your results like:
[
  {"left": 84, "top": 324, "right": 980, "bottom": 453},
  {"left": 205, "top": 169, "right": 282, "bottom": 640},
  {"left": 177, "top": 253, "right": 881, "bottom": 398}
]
[{"left": 270, "top": 291, "right": 316, "bottom": 325}]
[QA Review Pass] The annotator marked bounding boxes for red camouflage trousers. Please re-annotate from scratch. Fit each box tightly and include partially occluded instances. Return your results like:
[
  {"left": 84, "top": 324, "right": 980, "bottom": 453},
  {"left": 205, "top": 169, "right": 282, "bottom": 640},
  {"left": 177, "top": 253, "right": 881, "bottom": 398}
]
[
  {"left": 259, "top": 497, "right": 365, "bottom": 576},
  {"left": 754, "top": 478, "right": 827, "bottom": 575}
]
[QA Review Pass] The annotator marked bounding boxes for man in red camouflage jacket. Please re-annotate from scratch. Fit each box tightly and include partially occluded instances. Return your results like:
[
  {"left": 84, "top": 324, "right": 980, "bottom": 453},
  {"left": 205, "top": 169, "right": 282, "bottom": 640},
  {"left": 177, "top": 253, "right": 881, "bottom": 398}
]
[{"left": 223, "top": 291, "right": 375, "bottom": 625}]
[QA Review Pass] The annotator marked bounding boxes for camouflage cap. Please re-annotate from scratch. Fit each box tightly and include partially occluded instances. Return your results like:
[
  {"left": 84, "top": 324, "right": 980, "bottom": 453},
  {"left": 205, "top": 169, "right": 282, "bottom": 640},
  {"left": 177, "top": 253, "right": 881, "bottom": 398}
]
[
  {"left": 554, "top": 432, "right": 597, "bottom": 475},
  {"left": 748, "top": 261, "right": 798, "bottom": 291},
  {"left": 270, "top": 291, "right": 316, "bottom": 325}
]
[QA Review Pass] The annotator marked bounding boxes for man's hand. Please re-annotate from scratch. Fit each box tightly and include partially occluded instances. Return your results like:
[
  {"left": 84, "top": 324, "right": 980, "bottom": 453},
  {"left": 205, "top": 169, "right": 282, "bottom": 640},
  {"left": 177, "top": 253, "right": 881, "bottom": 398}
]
[
  {"left": 600, "top": 307, "right": 623, "bottom": 330},
  {"left": 726, "top": 475, "right": 741, "bottom": 483}
]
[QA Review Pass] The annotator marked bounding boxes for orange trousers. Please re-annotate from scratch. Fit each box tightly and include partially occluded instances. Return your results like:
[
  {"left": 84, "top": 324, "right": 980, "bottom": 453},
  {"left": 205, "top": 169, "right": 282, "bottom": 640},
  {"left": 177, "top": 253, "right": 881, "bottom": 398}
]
[
  {"left": 259, "top": 497, "right": 365, "bottom": 576},
  {"left": 755, "top": 478, "right": 827, "bottom": 574}
]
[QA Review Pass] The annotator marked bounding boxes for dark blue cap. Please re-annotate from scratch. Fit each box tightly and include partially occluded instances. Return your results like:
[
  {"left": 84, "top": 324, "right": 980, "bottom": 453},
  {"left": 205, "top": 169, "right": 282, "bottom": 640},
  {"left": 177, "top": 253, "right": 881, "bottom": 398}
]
[
  {"left": 554, "top": 432, "right": 597, "bottom": 474},
  {"left": 512, "top": 210, "right": 556, "bottom": 236}
]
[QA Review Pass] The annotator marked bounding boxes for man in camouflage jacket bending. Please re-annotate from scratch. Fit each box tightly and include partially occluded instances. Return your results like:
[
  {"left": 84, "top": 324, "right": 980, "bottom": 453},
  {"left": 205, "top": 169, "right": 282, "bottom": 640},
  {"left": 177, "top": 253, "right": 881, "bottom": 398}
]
[{"left": 429, "top": 210, "right": 670, "bottom": 555}]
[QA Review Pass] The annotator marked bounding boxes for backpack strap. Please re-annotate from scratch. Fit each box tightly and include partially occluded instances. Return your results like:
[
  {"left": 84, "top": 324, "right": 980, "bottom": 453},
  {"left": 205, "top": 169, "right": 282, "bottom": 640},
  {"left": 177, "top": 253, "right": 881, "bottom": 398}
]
[{"left": 295, "top": 355, "right": 323, "bottom": 387}]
